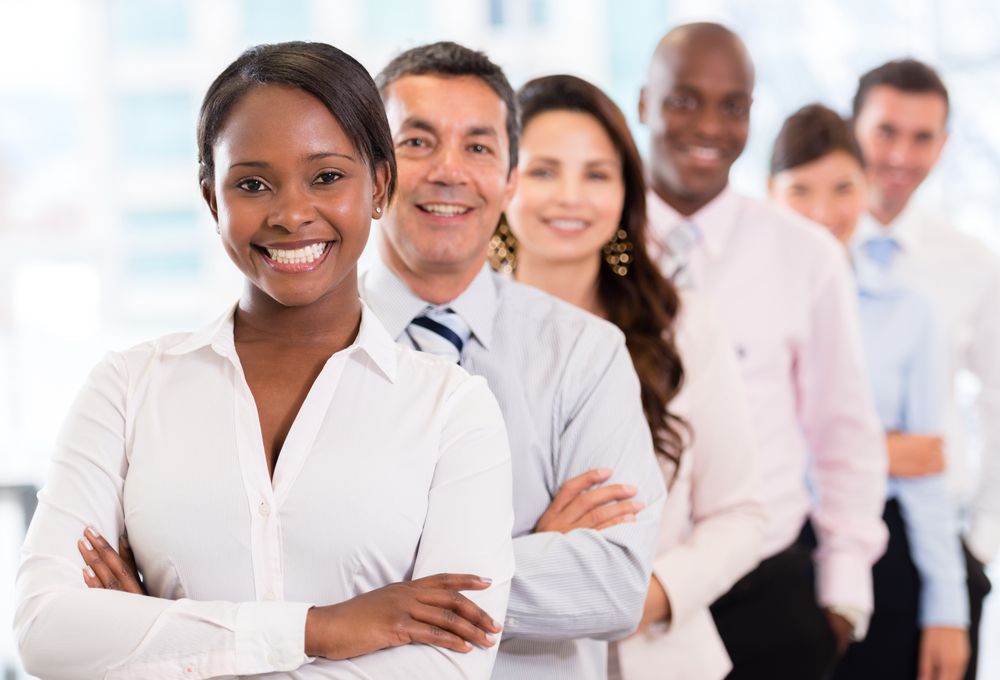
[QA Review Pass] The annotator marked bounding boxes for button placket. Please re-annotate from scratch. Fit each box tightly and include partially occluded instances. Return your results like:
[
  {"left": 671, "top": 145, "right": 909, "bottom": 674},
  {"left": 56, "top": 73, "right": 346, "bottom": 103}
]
[{"left": 229, "top": 355, "right": 285, "bottom": 604}]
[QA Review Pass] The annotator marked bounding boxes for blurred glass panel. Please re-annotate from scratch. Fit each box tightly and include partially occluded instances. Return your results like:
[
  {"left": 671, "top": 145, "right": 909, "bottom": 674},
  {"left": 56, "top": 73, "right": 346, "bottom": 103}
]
[
  {"left": 111, "top": 0, "right": 189, "bottom": 48},
  {"left": 125, "top": 208, "right": 199, "bottom": 232},
  {"left": 365, "top": 0, "right": 429, "bottom": 40},
  {"left": 12, "top": 263, "right": 101, "bottom": 341},
  {"left": 118, "top": 93, "right": 194, "bottom": 162},
  {"left": 128, "top": 251, "right": 201, "bottom": 277},
  {"left": 243, "top": 0, "right": 309, "bottom": 44}
]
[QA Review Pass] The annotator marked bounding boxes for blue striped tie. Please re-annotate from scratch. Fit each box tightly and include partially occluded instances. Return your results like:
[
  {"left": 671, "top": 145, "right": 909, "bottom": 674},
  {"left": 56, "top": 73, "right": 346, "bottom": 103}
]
[{"left": 407, "top": 309, "right": 471, "bottom": 364}]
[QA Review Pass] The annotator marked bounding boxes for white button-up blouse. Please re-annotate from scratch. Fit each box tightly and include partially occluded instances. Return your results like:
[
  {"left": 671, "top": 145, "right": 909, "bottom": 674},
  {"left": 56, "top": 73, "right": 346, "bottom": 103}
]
[{"left": 15, "top": 302, "right": 515, "bottom": 680}]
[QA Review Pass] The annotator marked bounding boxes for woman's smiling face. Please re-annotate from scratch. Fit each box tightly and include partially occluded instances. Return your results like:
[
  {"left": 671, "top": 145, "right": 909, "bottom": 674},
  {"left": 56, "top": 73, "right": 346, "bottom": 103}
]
[{"left": 204, "top": 83, "right": 387, "bottom": 308}]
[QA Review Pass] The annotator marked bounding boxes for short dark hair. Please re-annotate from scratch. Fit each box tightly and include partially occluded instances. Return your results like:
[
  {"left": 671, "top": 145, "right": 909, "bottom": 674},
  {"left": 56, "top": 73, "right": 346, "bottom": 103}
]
[
  {"left": 198, "top": 41, "right": 396, "bottom": 203},
  {"left": 771, "top": 104, "right": 864, "bottom": 175},
  {"left": 375, "top": 41, "right": 520, "bottom": 172},
  {"left": 852, "top": 58, "right": 949, "bottom": 121}
]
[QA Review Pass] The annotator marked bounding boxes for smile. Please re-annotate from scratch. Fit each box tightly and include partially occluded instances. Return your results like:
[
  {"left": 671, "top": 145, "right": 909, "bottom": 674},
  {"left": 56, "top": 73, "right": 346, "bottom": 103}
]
[
  {"left": 688, "top": 146, "right": 723, "bottom": 161},
  {"left": 418, "top": 203, "right": 473, "bottom": 216},
  {"left": 256, "top": 241, "right": 333, "bottom": 272},
  {"left": 544, "top": 219, "right": 589, "bottom": 231}
]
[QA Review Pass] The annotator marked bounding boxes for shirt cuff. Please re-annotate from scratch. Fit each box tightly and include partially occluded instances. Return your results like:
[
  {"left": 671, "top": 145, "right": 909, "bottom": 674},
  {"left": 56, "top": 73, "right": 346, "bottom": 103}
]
[
  {"left": 826, "top": 604, "right": 870, "bottom": 641},
  {"left": 815, "top": 549, "right": 875, "bottom": 616},
  {"left": 966, "top": 513, "right": 1000, "bottom": 565},
  {"left": 236, "top": 601, "right": 314, "bottom": 675},
  {"left": 919, "top": 578, "right": 971, "bottom": 629}
]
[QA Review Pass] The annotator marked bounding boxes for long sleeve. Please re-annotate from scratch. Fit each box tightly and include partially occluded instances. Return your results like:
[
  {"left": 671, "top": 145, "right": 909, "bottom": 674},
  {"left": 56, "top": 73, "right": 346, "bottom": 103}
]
[
  {"left": 15, "top": 353, "right": 314, "bottom": 680},
  {"left": 800, "top": 258, "right": 889, "bottom": 614},
  {"left": 652, "top": 295, "right": 767, "bottom": 629},
  {"left": 967, "top": 261, "right": 1000, "bottom": 564},
  {"left": 350, "top": 376, "right": 515, "bottom": 680},
  {"left": 891, "top": 304, "right": 968, "bottom": 628},
  {"left": 504, "top": 338, "right": 667, "bottom": 641}
]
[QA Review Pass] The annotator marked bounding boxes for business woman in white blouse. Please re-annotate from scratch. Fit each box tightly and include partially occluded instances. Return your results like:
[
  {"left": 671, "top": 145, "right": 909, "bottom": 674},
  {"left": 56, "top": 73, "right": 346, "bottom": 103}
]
[
  {"left": 496, "top": 75, "right": 768, "bottom": 680},
  {"left": 14, "top": 42, "right": 515, "bottom": 680}
]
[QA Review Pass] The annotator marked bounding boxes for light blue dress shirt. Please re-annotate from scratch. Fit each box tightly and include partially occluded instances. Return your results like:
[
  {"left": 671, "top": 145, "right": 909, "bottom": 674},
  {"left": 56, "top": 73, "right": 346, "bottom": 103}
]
[{"left": 855, "top": 240, "right": 969, "bottom": 628}]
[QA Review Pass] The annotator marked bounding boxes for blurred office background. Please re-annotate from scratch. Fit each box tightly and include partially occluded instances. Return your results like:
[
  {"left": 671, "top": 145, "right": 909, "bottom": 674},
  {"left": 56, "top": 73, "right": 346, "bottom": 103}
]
[{"left": 0, "top": 0, "right": 997, "bottom": 676}]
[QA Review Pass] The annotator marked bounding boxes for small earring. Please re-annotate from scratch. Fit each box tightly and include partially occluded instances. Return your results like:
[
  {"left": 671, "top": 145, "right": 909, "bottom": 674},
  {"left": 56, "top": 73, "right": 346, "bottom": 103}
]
[
  {"left": 603, "top": 229, "right": 633, "bottom": 276},
  {"left": 375, "top": 207, "right": 381, "bottom": 214}
]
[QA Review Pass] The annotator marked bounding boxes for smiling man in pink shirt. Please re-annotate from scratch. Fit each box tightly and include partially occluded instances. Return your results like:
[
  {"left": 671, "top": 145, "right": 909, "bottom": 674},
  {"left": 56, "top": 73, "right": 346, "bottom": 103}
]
[{"left": 640, "top": 23, "right": 888, "bottom": 679}]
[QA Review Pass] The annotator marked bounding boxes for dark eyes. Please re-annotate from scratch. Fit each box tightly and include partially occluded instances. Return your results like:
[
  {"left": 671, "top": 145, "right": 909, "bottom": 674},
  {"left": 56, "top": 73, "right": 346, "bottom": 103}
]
[
  {"left": 237, "top": 178, "right": 266, "bottom": 192},
  {"left": 470, "top": 144, "right": 487, "bottom": 154},
  {"left": 403, "top": 138, "right": 425, "bottom": 147},
  {"left": 721, "top": 102, "right": 749, "bottom": 117},
  {"left": 235, "top": 171, "right": 341, "bottom": 193},
  {"left": 666, "top": 95, "right": 698, "bottom": 111},
  {"left": 314, "top": 171, "right": 342, "bottom": 184}
]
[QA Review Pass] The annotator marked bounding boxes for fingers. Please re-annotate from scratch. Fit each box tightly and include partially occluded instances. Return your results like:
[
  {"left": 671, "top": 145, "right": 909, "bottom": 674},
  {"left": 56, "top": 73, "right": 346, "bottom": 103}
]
[
  {"left": 78, "top": 527, "right": 145, "bottom": 594},
  {"left": 410, "top": 602, "right": 498, "bottom": 650},
  {"left": 411, "top": 573, "right": 493, "bottom": 594},
  {"left": 561, "top": 485, "right": 641, "bottom": 528},
  {"left": 405, "top": 619, "right": 477, "bottom": 653},
  {"left": 415, "top": 585, "right": 502, "bottom": 635},
  {"left": 546, "top": 469, "right": 613, "bottom": 517}
]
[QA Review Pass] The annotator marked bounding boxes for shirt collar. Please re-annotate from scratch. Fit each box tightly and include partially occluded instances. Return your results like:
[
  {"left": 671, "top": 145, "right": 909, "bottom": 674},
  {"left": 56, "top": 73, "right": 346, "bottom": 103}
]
[
  {"left": 646, "top": 184, "right": 741, "bottom": 259},
  {"left": 851, "top": 205, "right": 921, "bottom": 253},
  {"left": 361, "top": 258, "right": 498, "bottom": 350},
  {"left": 164, "top": 299, "right": 399, "bottom": 383}
]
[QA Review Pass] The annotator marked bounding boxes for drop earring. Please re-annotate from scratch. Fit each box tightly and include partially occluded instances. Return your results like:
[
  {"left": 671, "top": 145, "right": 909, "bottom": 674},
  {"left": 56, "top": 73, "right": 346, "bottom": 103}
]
[{"left": 603, "top": 229, "right": 633, "bottom": 276}]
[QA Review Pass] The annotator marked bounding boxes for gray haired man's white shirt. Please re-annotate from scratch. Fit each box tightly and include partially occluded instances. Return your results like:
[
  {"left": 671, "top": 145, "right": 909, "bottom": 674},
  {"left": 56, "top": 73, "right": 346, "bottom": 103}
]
[{"left": 360, "top": 259, "right": 667, "bottom": 680}]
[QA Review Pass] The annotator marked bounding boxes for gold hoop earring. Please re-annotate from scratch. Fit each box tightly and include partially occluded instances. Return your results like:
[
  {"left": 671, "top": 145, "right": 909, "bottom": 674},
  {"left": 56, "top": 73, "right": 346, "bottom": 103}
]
[
  {"left": 603, "top": 229, "right": 633, "bottom": 276},
  {"left": 488, "top": 215, "right": 518, "bottom": 274}
]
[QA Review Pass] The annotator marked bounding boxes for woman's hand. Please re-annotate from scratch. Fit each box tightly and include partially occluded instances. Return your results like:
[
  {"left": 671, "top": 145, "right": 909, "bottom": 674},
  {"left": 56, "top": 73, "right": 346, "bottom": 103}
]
[
  {"left": 628, "top": 575, "right": 671, "bottom": 638},
  {"left": 535, "top": 469, "right": 645, "bottom": 533},
  {"left": 78, "top": 526, "right": 146, "bottom": 595},
  {"left": 304, "top": 574, "right": 502, "bottom": 659},
  {"left": 78, "top": 530, "right": 501, "bottom": 659},
  {"left": 887, "top": 433, "right": 946, "bottom": 477}
]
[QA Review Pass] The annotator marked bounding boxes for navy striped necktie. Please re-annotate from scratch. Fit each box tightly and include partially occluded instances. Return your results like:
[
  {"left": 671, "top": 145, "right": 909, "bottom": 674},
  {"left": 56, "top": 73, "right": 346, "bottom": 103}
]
[{"left": 406, "top": 308, "right": 471, "bottom": 364}]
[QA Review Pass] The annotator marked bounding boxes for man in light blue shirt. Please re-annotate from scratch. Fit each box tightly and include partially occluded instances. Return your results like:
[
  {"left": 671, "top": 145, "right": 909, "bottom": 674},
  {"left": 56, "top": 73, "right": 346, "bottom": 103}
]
[
  {"left": 853, "top": 246, "right": 969, "bottom": 636},
  {"left": 362, "top": 42, "right": 667, "bottom": 680}
]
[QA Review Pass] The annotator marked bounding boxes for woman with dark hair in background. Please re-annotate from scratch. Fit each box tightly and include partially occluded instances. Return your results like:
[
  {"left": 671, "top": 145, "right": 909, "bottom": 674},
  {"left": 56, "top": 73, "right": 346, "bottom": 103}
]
[
  {"left": 770, "top": 104, "right": 969, "bottom": 680},
  {"left": 496, "top": 74, "right": 767, "bottom": 680},
  {"left": 15, "top": 41, "right": 514, "bottom": 679}
]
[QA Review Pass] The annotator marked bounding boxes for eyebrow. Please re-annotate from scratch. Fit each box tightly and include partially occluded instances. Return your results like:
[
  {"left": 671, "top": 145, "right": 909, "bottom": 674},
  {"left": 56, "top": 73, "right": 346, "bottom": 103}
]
[
  {"left": 229, "top": 152, "right": 356, "bottom": 170},
  {"left": 399, "top": 117, "right": 499, "bottom": 139}
]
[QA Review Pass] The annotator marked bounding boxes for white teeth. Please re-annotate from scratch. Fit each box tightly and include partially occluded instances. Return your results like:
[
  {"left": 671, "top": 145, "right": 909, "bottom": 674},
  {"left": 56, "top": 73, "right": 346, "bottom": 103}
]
[
  {"left": 264, "top": 242, "right": 328, "bottom": 265},
  {"left": 547, "top": 219, "right": 588, "bottom": 231},
  {"left": 421, "top": 203, "right": 471, "bottom": 216},
  {"left": 690, "top": 147, "right": 723, "bottom": 160}
]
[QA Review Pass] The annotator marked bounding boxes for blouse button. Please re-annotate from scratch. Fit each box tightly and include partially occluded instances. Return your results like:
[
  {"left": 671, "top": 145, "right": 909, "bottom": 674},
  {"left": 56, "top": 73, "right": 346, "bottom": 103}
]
[
  {"left": 263, "top": 591, "right": 275, "bottom": 601},
  {"left": 267, "top": 649, "right": 279, "bottom": 665},
  {"left": 259, "top": 503, "right": 270, "bottom": 516}
]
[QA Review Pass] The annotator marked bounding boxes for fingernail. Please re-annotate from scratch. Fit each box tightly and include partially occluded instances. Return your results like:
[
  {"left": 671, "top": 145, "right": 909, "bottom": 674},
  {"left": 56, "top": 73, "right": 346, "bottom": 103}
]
[
  {"left": 624, "top": 485, "right": 637, "bottom": 494},
  {"left": 486, "top": 633, "right": 497, "bottom": 645},
  {"left": 624, "top": 514, "right": 636, "bottom": 523},
  {"left": 633, "top": 501, "right": 645, "bottom": 512},
  {"left": 121, "top": 535, "right": 128, "bottom": 547},
  {"left": 597, "top": 468, "right": 612, "bottom": 477},
  {"left": 86, "top": 566, "right": 95, "bottom": 578},
  {"left": 86, "top": 526, "right": 99, "bottom": 538},
  {"left": 480, "top": 577, "right": 493, "bottom": 585},
  {"left": 82, "top": 538, "right": 93, "bottom": 551}
]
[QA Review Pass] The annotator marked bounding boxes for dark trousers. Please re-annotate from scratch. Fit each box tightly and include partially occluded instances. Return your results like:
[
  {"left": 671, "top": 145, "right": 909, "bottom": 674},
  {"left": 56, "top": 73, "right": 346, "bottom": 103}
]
[
  {"left": 710, "top": 522, "right": 838, "bottom": 680},
  {"left": 829, "top": 501, "right": 992, "bottom": 680},
  {"left": 965, "top": 541, "right": 992, "bottom": 680},
  {"left": 832, "top": 499, "right": 920, "bottom": 680}
]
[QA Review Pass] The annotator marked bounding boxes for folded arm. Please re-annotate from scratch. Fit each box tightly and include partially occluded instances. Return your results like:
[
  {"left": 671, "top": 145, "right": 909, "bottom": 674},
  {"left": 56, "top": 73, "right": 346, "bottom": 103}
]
[{"left": 504, "top": 338, "right": 667, "bottom": 641}]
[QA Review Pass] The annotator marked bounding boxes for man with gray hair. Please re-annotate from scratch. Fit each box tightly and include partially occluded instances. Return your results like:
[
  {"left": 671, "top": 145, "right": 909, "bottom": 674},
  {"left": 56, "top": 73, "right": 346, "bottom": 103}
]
[{"left": 361, "top": 42, "right": 666, "bottom": 680}]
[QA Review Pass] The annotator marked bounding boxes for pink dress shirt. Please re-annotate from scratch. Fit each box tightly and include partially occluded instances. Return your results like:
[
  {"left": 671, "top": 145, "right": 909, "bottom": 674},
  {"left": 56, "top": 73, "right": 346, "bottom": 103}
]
[
  {"left": 617, "top": 289, "right": 768, "bottom": 680},
  {"left": 646, "top": 186, "right": 888, "bottom": 617}
]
